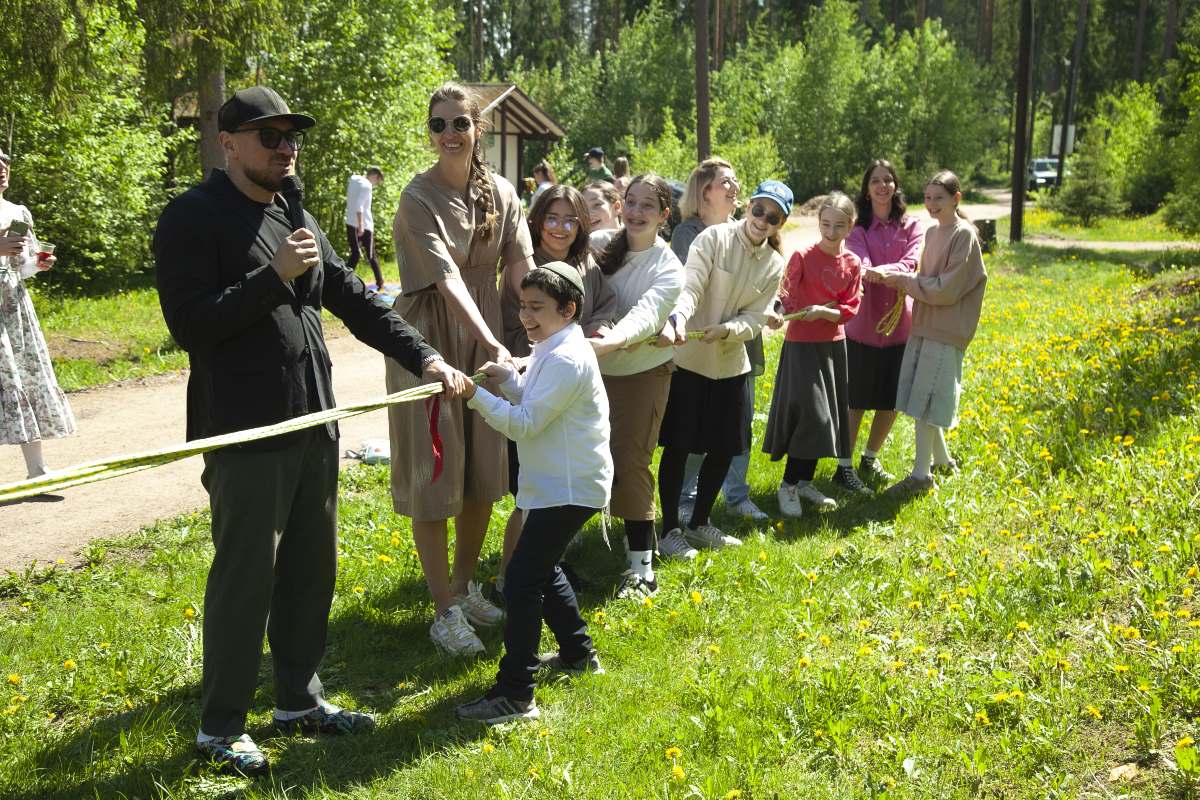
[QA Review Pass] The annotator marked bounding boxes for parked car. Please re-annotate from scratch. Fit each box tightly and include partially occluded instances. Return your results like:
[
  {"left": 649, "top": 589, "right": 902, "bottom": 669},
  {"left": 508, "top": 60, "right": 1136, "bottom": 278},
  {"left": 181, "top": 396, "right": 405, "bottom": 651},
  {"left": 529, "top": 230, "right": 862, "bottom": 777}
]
[{"left": 1027, "top": 158, "right": 1063, "bottom": 191}]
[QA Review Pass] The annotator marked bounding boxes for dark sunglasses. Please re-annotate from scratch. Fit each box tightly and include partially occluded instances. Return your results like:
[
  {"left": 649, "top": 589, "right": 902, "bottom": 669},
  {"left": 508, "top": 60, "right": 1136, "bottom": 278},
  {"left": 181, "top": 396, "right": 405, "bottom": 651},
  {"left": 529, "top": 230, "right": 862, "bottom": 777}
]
[
  {"left": 237, "top": 127, "right": 305, "bottom": 151},
  {"left": 750, "top": 203, "right": 783, "bottom": 226},
  {"left": 428, "top": 115, "right": 473, "bottom": 134}
]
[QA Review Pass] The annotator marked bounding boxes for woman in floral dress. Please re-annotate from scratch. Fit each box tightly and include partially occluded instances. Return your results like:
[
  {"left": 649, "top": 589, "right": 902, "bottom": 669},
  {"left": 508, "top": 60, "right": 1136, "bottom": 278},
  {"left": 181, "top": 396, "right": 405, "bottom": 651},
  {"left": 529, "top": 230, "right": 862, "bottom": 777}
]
[{"left": 0, "top": 148, "right": 75, "bottom": 478}]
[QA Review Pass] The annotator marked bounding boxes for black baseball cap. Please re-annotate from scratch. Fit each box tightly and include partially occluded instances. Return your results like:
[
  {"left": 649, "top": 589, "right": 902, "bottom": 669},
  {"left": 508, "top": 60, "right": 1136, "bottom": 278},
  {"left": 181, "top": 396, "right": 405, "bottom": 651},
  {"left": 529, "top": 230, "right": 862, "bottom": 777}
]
[
  {"left": 585, "top": 147, "right": 605, "bottom": 160},
  {"left": 218, "top": 86, "right": 315, "bottom": 133}
]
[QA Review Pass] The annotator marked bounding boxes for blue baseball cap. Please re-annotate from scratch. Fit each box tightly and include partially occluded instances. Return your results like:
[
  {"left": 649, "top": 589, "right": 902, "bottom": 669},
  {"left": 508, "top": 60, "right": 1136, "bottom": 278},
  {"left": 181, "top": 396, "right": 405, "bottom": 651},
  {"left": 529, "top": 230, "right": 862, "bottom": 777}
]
[{"left": 749, "top": 180, "right": 794, "bottom": 218}]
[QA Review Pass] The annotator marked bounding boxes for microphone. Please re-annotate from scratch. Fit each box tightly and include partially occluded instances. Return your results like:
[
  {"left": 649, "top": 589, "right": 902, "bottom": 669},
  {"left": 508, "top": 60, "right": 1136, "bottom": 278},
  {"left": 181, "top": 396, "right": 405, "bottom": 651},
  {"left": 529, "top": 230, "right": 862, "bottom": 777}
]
[{"left": 280, "top": 174, "right": 306, "bottom": 232}]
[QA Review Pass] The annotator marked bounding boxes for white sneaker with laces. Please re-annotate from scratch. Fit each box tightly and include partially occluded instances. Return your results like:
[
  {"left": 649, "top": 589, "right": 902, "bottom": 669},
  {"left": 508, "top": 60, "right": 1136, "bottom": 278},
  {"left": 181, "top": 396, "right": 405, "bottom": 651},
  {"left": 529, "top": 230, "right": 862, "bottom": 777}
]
[
  {"left": 455, "top": 580, "right": 505, "bottom": 627},
  {"left": 777, "top": 483, "right": 804, "bottom": 518},
  {"left": 685, "top": 523, "right": 742, "bottom": 549},
  {"left": 796, "top": 482, "right": 837, "bottom": 510},
  {"left": 430, "top": 605, "right": 486, "bottom": 657},
  {"left": 658, "top": 528, "right": 699, "bottom": 561},
  {"left": 730, "top": 499, "right": 769, "bottom": 521}
]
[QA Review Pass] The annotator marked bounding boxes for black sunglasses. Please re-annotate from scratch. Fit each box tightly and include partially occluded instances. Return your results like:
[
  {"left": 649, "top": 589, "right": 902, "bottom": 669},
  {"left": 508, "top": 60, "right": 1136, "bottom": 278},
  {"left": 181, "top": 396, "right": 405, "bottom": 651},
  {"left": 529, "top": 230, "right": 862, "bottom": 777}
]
[
  {"left": 750, "top": 203, "right": 783, "bottom": 226},
  {"left": 237, "top": 127, "right": 305, "bottom": 151},
  {"left": 428, "top": 115, "right": 473, "bottom": 134}
]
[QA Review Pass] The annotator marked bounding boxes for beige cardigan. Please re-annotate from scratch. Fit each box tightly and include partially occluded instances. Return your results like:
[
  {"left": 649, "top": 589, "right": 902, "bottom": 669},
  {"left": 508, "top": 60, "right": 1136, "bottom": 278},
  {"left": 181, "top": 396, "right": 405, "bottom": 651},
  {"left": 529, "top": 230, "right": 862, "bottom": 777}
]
[
  {"left": 671, "top": 220, "right": 785, "bottom": 379},
  {"left": 898, "top": 217, "right": 987, "bottom": 350}
]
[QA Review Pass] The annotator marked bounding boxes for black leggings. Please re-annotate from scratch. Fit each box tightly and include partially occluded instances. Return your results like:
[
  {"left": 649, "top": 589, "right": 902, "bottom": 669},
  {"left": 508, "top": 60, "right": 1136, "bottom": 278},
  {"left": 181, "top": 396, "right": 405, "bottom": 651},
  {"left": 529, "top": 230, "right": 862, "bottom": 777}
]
[
  {"left": 625, "top": 519, "right": 655, "bottom": 552},
  {"left": 659, "top": 446, "right": 734, "bottom": 532},
  {"left": 783, "top": 457, "right": 817, "bottom": 484}
]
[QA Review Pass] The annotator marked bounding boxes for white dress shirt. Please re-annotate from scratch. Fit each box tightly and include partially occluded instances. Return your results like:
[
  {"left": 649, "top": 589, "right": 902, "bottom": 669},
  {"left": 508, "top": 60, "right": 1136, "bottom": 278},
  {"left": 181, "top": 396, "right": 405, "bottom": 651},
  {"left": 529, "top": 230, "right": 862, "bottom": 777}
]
[
  {"left": 467, "top": 322, "right": 613, "bottom": 510},
  {"left": 344, "top": 174, "right": 375, "bottom": 231}
]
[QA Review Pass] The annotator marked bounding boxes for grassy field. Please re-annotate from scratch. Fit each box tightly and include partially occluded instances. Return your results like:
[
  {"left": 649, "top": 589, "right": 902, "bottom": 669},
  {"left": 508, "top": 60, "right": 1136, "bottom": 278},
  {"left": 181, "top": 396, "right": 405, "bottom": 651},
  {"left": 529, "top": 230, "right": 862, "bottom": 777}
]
[
  {"left": 998, "top": 207, "right": 1195, "bottom": 243},
  {"left": 2, "top": 244, "right": 1199, "bottom": 798}
]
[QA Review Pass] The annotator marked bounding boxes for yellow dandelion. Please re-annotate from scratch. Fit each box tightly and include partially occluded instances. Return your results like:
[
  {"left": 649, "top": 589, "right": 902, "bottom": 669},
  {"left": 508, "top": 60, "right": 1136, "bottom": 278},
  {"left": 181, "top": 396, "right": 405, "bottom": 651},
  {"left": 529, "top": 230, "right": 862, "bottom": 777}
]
[
  {"left": 183, "top": 607, "right": 196, "bottom": 620},
  {"left": 377, "top": 554, "right": 393, "bottom": 564},
  {"left": 707, "top": 644, "right": 721, "bottom": 654},
  {"left": 856, "top": 645, "right": 874, "bottom": 657},
  {"left": 802, "top": 598, "right": 817, "bottom": 607},
  {"left": 6, "top": 674, "right": 19, "bottom": 686},
  {"left": 1056, "top": 658, "right": 1071, "bottom": 671},
  {"left": 975, "top": 709, "right": 991, "bottom": 726},
  {"left": 1159, "top": 544, "right": 1174, "bottom": 553},
  {"left": 798, "top": 656, "right": 812, "bottom": 668},
  {"left": 665, "top": 746, "right": 682, "bottom": 760},
  {"left": 642, "top": 595, "right": 654, "bottom": 608},
  {"left": 689, "top": 590, "right": 703, "bottom": 605},
  {"left": 758, "top": 550, "right": 767, "bottom": 562},
  {"left": 593, "top": 611, "right": 607, "bottom": 623},
  {"left": 1113, "top": 663, "right": 1130, "bottom": 674},
  {"left": 992, "top": 691, "right": 1009, "bottom": 703},
  {"left": 481, "top": 742, "right": 495, "bottom": 754},
  {"left": 819, "top": 635, "right": 832, "bottom": 646},
  {"left": 352, "top": 585, "right": 365, "bottom": 594},
  {"left": 724, "top": 791, "right": 743, "bottom": 800},
  {"left": 672, "top": 764, "right": 686, "bottom": 781},
  {"left": 1179, "top": 736, "right": 1196, "bottom": 748},
  {"left": 796, "top": 630, "right": 810, "bottom": 641},
  {"left": 528, "top": 766, "right": 540, "bottom": 779},
  {"left": 908, "top": 600, "right": 922, "bottom": 610},
  {"left": 62, "top": 659, "right": 76, "bottom": 671},
  {"left": 925, "top": 667, "right": 938, "bottom": 677},
  {"left": 1085, "top": 704, "right": 1103, "bottom": 720}
]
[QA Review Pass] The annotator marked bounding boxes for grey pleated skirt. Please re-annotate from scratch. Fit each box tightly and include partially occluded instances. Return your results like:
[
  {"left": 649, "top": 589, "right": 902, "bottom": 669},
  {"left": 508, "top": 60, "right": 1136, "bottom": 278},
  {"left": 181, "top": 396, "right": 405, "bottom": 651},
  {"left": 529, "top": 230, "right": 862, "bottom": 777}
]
[{"left": 763, "top": 339, "right": 851, "bottom": 461}]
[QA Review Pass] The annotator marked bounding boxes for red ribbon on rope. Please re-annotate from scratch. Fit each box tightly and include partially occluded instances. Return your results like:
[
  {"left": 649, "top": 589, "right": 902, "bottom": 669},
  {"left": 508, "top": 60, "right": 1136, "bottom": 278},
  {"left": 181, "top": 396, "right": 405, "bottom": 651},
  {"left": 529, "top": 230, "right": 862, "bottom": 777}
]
[{"left": 425, "top": 394, "right": 444, "bottom": 484}]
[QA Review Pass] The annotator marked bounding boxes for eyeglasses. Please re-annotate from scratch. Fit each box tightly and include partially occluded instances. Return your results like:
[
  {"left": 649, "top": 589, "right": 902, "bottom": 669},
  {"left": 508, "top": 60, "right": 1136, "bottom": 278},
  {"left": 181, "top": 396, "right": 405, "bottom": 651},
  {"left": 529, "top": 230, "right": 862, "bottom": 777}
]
[
  {"left": 750, "top": 203, "right": 783, "bottom": 226},
  {"left": 544, "top": 214, "right": 579, "bottom": 232},
  {"left": 237, "top": 127, "right": 305, "bottom": 151},
  {"left": 428, "top": 115, "right": 473, "bottom": 134}
]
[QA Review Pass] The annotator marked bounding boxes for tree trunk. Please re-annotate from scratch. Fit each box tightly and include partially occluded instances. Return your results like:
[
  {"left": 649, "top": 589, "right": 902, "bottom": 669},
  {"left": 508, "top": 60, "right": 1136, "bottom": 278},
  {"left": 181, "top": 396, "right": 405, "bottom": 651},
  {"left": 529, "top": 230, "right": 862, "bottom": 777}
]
[
  {"left": 915, "top": 0, "right": 927, "bottom": 28},
  {"left": 1132, "top": 0, "right": 1148, "bottom": 80},
  {"left": 194, "top": 35, "right": 226, "bottom": 177},
  {"left": 713, "top": 0, "right": 723, "bottom": 71},
  {"left": 1056, "top": 0, "right": 1087, "bottom": 189},
  {"left": 1011, "top": 0, "right": 1033, "bottom": 242},
  {"left": 977, "top": 0, "right": 994, "bottom": 62},
  {"left": 695, "top": 0, "right": 711, "bottom": 161},
  {"left": 1163, "top": 0, "right": 1179, "bottom": 63}
]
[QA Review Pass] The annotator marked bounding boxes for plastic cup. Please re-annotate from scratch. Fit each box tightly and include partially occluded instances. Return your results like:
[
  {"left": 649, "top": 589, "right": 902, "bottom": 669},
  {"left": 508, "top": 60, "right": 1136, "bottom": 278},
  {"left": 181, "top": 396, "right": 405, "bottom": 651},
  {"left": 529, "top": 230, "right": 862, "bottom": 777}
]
[{"left": 37, "top": 242, "right": 55, "bottom": 259}]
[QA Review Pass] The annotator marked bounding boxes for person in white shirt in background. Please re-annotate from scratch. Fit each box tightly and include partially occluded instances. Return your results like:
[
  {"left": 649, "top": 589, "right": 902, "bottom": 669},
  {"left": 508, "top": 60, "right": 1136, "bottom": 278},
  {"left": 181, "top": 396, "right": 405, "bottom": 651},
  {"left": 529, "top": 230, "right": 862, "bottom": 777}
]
[
  {"left": 345, "top": 166, "right": 385, "bottom": 287},
  {"left": 455, "top": 261, "right": 612, "bottom": 725}
]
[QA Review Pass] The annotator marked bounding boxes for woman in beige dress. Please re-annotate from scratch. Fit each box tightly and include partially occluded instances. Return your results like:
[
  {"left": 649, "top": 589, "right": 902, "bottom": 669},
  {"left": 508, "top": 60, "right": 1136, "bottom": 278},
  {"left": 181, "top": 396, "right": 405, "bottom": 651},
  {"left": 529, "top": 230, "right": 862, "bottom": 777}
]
[{"left": 387, "top": 83, "right": 536, "bottom": 656}]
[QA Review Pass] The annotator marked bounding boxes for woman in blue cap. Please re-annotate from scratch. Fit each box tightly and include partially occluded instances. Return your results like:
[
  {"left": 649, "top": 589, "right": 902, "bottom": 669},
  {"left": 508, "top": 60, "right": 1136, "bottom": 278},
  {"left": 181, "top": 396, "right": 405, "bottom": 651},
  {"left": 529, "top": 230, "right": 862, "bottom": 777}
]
[{"left": 655, "top": 180, "right": 791, "bottom": 554}]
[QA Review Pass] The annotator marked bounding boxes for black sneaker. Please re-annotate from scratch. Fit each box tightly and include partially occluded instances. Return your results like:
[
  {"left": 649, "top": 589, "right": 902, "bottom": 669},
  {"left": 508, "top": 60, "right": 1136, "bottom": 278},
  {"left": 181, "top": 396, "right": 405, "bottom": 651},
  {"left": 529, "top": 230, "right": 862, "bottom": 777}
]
[
  {"left": 931, "top": 460, "right": 960, "bottom": 478},
  {"left": 832, "top": 465, "right": 873, "bottom": 495},
  {"left": 538, "top": 650, "right": 606, "bottom": 676},
  {"left": 615, "top": 570, "right": 658, "bottom": 600},
  {"left": 273, "top": 706, "right": 376, "bottom": 735},
  {"left": 196, "top": 733, "right": 269, "bottom": 777},
  {"left": 858, "top": 456, "right": 893, "bottom": 485},
  {"left": 455, "top": 693, "right": 540, "bottom": 724}
]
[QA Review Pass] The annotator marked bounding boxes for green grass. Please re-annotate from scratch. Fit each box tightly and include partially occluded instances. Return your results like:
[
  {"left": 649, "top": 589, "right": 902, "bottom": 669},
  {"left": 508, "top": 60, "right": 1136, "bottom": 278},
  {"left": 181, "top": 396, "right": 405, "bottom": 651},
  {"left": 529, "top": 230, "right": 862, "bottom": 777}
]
[
  {"left": 29, "top": 284, "right": 352, "bottom": 392},
  {"left": 3, "top": 245, "right": 1200, "bottom": 798},
  {"left": 997, "top": 207, "right": 1195, "bottom": 243}
]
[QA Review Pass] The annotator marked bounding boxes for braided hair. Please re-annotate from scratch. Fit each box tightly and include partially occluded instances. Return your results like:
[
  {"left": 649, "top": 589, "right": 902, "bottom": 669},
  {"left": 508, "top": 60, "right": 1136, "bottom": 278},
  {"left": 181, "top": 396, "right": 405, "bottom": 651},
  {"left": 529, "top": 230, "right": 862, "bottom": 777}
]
[
  {"left": 597, "top": 173, "right": 672, "bottom": 276},
  {"left": 429, "top": 82, "right": 498, "bottom": 242}
]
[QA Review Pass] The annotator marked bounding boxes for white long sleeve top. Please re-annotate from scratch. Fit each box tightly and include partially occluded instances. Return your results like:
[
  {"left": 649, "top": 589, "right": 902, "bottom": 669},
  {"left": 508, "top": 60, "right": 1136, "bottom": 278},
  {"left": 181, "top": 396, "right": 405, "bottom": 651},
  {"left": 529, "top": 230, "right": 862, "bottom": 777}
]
[
  {"left": 589, "top": 229, "right": 683, "bottom": 376},
  {"left": 467, "top": 322, "right": 613, "bottom": 510}
]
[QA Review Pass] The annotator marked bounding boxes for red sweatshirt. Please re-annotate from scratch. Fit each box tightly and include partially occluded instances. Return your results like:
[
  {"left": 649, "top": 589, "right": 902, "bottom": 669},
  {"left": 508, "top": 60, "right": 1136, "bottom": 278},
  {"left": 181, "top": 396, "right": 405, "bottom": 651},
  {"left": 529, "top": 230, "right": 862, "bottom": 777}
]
[{"left": 781, "top": 243, "right": 862, "bottom": 342}]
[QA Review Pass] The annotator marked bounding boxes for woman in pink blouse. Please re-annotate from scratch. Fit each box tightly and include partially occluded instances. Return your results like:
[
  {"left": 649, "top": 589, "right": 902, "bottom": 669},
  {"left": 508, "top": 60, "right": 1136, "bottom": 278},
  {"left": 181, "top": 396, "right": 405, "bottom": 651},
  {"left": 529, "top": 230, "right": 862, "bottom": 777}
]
[{"left": 843, "top": 160, "right": 924, "bottom": 486}]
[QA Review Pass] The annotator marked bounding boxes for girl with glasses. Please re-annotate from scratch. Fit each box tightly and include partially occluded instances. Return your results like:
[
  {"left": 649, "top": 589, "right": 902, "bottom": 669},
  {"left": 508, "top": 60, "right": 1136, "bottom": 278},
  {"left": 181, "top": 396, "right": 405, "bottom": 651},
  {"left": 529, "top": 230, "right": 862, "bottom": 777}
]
[
  {"left": 0, "top": 149, "right": 75, "bottom": 480},
  {"left": 387, "top": 82, "right": 537, "bottom": 657},
  {"left": 657, "top": 179, "right": 789, "bottom": 557},
  {"left": 765, "top": 192, "right": 865, "bottom": 517},
  {"left": 496, "top": 184, "right": 617, "bottom": 589}
]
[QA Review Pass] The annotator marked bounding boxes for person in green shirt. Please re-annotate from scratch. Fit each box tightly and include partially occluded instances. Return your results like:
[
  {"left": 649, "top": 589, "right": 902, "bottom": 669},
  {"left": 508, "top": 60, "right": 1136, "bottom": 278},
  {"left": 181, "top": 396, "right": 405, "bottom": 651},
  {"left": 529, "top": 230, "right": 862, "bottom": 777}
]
[{"left": 584, "top": 147, "right": 614, "bottom": 183}]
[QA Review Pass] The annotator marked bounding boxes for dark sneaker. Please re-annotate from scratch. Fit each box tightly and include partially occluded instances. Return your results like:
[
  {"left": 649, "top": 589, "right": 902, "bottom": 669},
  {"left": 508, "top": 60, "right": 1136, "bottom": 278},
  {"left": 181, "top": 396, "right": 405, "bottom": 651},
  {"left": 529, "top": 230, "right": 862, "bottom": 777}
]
[
  {"left": 931, "top": 460, "right": 960, "bottom": 478},
  {"left": 273, "top": 706, "right": 376, "bottom": 735},
  {"left": 832, "top": 465, "right": 873, "bottom": 495},
  {"left": 455, "top": 693, "right": 540, "bottom": 724},
  {"left": 615, "top": 570, "right": 658, "bottom": 600},
  {"left": 858, "top": 456, "right": 893, "bottom": 485},
  {"left": 884, "top": 474, "right": 936, "bottom": 498},
  {"left": 196, "top": 733, "right": 269, "bottom": 777},
  {"left": 538, "top": 650, "right": 606, "bottom": 676}
]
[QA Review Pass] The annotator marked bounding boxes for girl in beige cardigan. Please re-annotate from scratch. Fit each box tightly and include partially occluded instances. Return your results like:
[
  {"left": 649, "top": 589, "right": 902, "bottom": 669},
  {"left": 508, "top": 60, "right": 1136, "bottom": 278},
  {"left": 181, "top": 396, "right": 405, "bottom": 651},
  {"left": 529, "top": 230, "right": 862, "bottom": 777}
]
[{"left": 864, "top": 170, "right": 987, "bottom": 497}]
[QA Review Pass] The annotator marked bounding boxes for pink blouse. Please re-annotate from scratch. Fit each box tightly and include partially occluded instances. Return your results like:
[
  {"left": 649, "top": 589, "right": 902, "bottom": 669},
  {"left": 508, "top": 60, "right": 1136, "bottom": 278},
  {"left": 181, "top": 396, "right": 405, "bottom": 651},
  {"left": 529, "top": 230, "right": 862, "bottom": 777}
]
[
  {"left": 780, "top": 243, "right": 862, "bottom": 343},
  {"left": 844, "top": 215, "right": 924, "bottom": 347}
]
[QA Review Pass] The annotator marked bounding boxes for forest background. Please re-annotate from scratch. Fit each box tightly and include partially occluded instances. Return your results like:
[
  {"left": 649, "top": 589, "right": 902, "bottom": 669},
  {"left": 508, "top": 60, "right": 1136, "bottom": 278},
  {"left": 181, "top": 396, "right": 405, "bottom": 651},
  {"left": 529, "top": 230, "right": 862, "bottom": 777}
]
[{"left": 1, "top": 0, "right": 1199, "bottom": 292}]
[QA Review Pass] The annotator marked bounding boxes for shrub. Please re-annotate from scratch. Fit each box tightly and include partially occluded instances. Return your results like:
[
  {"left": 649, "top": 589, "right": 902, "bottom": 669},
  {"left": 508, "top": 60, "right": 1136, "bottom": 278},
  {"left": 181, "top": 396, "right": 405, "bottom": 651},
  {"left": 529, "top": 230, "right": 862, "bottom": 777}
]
[{"left": 1052, "top": 136, "right": 1125, "bottom": 226}]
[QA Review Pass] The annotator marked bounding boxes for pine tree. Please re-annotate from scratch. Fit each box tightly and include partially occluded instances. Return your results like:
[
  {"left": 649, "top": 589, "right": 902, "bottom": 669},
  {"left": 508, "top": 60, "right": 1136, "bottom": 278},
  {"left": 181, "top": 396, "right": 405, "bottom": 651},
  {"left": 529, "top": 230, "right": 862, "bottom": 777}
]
[{"left": 1053, "top": 135, "right": 1125, "bottom": 227}]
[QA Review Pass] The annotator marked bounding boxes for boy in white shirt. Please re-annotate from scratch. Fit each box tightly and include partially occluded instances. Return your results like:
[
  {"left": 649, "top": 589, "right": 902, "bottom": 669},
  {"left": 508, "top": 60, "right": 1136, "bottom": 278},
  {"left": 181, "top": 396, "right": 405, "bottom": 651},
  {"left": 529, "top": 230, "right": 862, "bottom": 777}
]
[{"left": 455, "top": 261, "right": 613, "bottom": 724}]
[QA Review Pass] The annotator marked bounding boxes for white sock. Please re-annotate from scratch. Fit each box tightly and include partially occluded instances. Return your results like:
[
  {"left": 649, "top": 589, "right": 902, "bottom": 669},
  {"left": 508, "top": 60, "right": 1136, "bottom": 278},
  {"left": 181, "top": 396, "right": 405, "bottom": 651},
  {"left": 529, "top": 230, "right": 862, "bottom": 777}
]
[
  {"left": 912, "top": 422, "right": 934, "bottom": 480},
  {"left": 931, "top": 426, "right": 952, "bottom": 466},
  {"left": 863, "top": 448, "right": 879, "bottom": 460},
  {"left": 274, "top": 701, "right": 336, "bottom": 721},
  {"left": 629, "top": 550, "right": 654, "bottom": 582},
  {"left": 20, "top": 441, "right": 46, "bottom": 478},
  {"left": 837, "top": 458, "right": 853, "bottom": 468},
  {"left": 197, "top": 730, "right": 239, "bottom": 745}
]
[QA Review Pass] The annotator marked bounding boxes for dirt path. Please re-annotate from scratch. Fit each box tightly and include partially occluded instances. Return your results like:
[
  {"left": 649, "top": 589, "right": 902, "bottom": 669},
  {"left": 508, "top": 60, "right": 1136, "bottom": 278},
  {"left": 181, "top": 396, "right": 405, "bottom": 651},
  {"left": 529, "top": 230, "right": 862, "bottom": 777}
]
[{"left": 0, "top": 334, "right": 397, "bottom": 571}]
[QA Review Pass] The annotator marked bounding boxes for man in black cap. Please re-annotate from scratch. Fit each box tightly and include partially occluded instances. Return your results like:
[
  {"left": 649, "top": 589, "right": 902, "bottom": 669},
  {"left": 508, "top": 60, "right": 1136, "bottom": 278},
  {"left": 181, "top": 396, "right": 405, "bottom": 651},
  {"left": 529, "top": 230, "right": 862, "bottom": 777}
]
[
  {"left": 584, "top": 147, "right": 613, "bottom": 183},
  {"left": 154, "top": 85, "right": 469, "bottom": 776}
]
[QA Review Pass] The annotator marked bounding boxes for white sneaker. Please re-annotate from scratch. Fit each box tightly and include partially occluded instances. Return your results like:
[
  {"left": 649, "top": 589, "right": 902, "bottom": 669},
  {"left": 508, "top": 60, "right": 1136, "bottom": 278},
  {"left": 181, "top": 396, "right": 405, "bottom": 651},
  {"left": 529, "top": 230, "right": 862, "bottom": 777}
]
[
  {"left": 455, "top": 581, "right": 505, "bottom": 627},
  {"left": 685, "top": 523, "right": 742, "bottom": 549},
  {"left": 658, "top": 528, "right": 699, "bottom": 561},
  {"left": 777, "top": 483, "right": 804, "bottom": 518},
  {"left": 430, "top": 605, "right": 485, "bottom": 657},
  {"left": 796, "top": 483, "right": 837, "bottom": 510},
  {"left": 730, "top": 499, "right": 769, "bottom": 521}
]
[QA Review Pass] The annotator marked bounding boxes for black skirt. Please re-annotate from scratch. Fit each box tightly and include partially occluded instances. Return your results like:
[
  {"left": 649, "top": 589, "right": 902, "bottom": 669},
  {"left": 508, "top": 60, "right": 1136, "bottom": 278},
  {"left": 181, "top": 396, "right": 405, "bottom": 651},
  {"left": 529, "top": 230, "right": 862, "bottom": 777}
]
[
  {"left": 763, "top": 339, "right": 851, "bottom": 460},
  {"left": 658, "top": 367, "right": 752, "bottom": 456},
  {"left": 847, "top": 339, "right": 906, "bottom": 411}
]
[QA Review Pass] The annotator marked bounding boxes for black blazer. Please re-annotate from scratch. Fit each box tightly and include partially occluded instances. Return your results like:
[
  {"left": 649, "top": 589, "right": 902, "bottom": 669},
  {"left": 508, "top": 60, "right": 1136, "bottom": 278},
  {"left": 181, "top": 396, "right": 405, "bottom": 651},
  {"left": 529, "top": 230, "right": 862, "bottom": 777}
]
[{"left": 155, "top": 170, "right": 439, "bottom": 450}]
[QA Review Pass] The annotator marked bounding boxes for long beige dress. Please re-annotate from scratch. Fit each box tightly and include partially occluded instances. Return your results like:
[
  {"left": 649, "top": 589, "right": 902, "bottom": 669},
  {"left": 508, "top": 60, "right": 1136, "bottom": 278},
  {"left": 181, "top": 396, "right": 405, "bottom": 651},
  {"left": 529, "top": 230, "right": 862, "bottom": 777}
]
[{"left": 386, "top": 171, "right": 533, "bottom": 521}]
